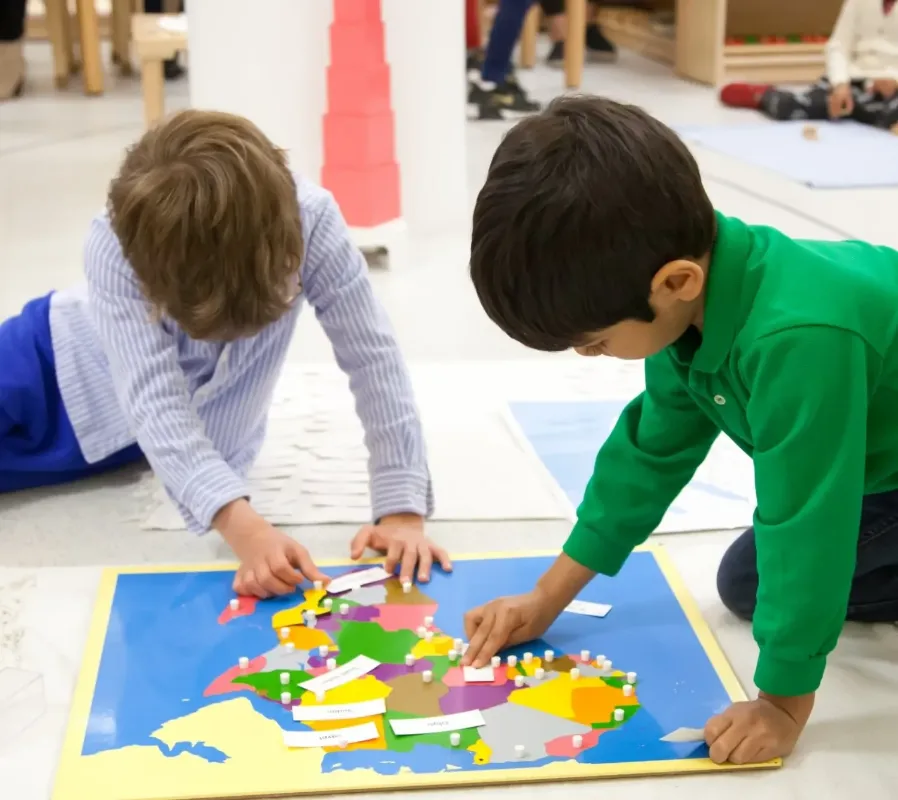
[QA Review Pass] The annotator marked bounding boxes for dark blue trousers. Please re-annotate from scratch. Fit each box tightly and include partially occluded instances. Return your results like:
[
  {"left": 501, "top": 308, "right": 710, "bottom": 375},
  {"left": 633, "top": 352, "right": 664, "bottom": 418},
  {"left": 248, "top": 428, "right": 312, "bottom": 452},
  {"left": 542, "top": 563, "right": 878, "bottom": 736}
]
[
  {"left": 718, "top": 490, "right": 898, "bottom": 623},
  {"left": 0, "top": 294, "right": 143, "bottom": 493}
]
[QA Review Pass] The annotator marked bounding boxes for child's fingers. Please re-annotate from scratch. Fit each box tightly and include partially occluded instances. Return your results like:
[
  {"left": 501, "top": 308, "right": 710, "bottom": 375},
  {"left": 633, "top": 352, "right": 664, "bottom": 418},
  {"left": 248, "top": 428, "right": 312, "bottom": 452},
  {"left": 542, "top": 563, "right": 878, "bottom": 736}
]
[
  {"left": 728, "top": 737, "right": 762, "bottom": 766},
  {"left": 390, "top": 539, "right": 418, "bottom": 583},
  {"left": 463, "top": 605, "right": 485, "bottom": 642},
  {"left": 465, "top": 609, "right": 498, "bottom": 667},
  {"left": 431, "top": 544, "right": 452, "bottom": 573},
  {"left": 708, "top": 722, "right": 742, "bottom": 765},
  {"left": 416, "top": 545, "right": 433, "bottom": 582},
  {"left": 257, "top": 562, "right": 296, "bottom": 596},
  {"left": 385, "top": 539, "right": 404, "bottom": 576},
  {"left": 350, "top": 526, "right": 374, "bottom": 560},
  {"left": 477, "top": 611, "right": 515, "bottom": 666},
  {"left": 288, "top": 542, "right": 329, "bottom": 584}
]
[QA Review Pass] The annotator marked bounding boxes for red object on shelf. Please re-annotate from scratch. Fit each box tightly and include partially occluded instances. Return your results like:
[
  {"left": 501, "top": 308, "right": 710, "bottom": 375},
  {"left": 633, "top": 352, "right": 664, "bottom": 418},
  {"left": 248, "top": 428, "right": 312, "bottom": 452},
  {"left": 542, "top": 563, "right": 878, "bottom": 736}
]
[{"left": 321, "top": 0, "right": 401, "bottom": 228}]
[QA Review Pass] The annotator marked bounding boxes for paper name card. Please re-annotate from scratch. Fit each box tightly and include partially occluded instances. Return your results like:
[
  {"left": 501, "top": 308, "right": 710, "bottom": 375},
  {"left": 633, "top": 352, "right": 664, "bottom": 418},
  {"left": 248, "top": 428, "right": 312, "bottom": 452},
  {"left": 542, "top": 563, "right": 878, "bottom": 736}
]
[
  {"left": 564, "top": 600, "right": 612, "bottom": 618},
  {"left": 660, "top": 726, "right": 706, "bottom": 743},
  {"left": 462, "top": 666, "right": 495, "bottom": 683},
  {"left": 283, "top": 721, "right": 379, "bottom": 749},
  {"left": 326, "top": 566, "right": 391, "bottom": 595},
  {"left": 389, "top": 709, "right": 486, "bottom": 736},
  {"left": 293, "top": 698, "right": 386, "bottom": 722},
  {"left": 299, "top": 655, "right": 380, "bottom": 693}
]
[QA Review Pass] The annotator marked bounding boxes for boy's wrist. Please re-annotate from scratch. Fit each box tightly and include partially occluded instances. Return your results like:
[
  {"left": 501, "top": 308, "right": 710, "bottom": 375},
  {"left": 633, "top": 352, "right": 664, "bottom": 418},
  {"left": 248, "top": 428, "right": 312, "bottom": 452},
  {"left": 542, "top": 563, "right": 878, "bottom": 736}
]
[
  {"left": 214, "top": 498, "right": 263, "bottom": 545},
  {"left": 535, "top": 552, "right": 596, "bottom": 617},
  {"left": 758, "top": 691, "right": 815, "bottom": 729}
]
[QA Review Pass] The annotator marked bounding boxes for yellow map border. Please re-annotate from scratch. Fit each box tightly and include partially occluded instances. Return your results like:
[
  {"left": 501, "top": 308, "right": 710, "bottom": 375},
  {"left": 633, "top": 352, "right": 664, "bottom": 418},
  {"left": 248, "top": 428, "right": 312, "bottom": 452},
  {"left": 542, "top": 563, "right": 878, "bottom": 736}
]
[{"left": 53, "top": 545, "right": 779, "bottom": 800}]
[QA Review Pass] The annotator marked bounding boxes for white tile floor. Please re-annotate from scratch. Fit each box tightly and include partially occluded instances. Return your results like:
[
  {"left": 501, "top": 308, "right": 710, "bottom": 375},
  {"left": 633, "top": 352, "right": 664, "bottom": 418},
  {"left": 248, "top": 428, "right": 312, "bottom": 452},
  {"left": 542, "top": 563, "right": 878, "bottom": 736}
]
[{"left": 1, "top": 41, "right": 897, "bottom": 800}]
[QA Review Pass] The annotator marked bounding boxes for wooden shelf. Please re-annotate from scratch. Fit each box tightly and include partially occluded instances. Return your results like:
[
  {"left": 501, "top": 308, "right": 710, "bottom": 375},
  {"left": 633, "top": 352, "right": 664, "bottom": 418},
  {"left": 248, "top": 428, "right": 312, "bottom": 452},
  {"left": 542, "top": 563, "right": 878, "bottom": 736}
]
[{"left": 675, "top": 0, "right": 843, "bottom": 86}]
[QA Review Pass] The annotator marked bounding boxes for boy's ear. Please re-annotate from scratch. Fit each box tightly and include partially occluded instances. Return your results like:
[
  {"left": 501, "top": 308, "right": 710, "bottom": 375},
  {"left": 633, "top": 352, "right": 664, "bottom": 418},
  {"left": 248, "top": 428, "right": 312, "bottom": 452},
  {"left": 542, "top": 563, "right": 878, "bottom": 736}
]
[{"left": 650, "top": 259, "right": 705, "bottom": 303}]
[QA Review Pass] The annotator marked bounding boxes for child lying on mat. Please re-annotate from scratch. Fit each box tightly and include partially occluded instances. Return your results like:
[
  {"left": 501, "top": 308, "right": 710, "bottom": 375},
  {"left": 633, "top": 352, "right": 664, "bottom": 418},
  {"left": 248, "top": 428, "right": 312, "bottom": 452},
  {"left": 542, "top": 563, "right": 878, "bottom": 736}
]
[
  {"left": 0, "top": 110, "right": 449, "bottom": 597},
  {"left": 721, "top": 0, "right": 898, "bottom": 130},
  {"left": 461, "top": 95, "right": 898, "bottom": 764}
]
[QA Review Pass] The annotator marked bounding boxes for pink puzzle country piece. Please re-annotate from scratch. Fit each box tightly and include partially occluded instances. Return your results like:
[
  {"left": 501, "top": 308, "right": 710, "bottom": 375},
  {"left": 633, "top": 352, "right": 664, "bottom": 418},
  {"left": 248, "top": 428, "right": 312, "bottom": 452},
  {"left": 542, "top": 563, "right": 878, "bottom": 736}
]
[
  {"left": 443, "top": 666, "right": 508, "bottom": 689},
  {"left": 439, "top": 684, "right": 514, "bottom": 715},
  {"left": 203, "top": 655, "right": 267, "bottom": 697},
  {"left": 217, "top": 596, "right": 258, "bottom": 625},
  {"left": 373, "top": 603, "right": 438, "bottom": 632},
  {"left": 545, "top": 729, "right": 604, "bottom": 757}
]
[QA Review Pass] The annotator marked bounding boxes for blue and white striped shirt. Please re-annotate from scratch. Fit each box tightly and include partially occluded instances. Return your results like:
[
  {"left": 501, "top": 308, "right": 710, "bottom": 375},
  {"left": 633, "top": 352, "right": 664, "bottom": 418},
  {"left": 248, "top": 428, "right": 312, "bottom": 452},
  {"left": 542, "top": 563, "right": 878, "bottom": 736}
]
[{"left": 48, "top": 178, "right": 433, "bottom": 533}]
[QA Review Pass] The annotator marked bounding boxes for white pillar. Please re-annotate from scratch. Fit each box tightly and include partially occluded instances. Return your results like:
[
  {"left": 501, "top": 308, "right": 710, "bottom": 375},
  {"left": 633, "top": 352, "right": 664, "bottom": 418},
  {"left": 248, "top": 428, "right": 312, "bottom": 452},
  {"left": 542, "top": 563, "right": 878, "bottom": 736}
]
[{"left": 187, "top": 0, "right": 467, "bottom": 239}]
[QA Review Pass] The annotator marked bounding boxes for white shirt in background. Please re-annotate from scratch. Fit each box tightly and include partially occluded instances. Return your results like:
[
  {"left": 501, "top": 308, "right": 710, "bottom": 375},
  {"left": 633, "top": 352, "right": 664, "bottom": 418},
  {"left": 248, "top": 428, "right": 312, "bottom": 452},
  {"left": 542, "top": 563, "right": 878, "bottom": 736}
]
[{"left": 826, "top": 0, "right": 898, "bottom": 85}]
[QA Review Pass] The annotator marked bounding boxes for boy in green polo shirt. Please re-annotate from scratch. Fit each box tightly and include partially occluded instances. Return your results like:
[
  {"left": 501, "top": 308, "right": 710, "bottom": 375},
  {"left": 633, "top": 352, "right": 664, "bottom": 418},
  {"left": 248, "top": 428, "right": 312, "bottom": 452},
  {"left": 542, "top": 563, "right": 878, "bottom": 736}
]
[{"left": 462, "top": 95, "right": 898, "bottom": 765}]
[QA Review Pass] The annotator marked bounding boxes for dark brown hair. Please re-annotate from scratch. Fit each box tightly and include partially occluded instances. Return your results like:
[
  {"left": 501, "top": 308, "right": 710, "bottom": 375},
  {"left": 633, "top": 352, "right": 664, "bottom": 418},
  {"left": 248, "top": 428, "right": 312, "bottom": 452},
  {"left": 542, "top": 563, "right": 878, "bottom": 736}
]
[
  {"left": 470, "top": 95, "right": 715, "bottom": 351},
  {"left": 108, "top": 109, "right": 303, "bottom": 340}
]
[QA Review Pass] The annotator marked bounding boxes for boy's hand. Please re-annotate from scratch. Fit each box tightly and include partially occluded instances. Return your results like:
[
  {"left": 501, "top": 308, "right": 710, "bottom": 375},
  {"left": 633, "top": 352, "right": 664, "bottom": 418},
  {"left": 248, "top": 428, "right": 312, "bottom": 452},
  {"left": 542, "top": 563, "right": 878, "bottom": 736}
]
[
  {"left": 828, "top": 83, "right": 854, "bottom": 118},
  {"left": 704, "top": 692, "right": 814, "bottom": 765},
  {"left": 215, "top": 499, "right": 329, "bottom": 598},
  {"left": 461, "top": 590, "right": 556, "bottom": 667},
  {"left": 872, "top": 78, "right": 898, "bottom": 99},
  {"left": 350, "top": 513, "right": 451, "bottom": 584}
]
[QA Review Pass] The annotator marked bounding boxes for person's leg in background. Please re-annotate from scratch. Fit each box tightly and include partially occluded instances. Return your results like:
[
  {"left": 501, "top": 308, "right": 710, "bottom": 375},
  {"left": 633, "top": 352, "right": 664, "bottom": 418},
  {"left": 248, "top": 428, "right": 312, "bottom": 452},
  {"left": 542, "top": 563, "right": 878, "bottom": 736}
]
[
  {"left": 0, "top": 0, "right": 27, "bottom": 101},
  {"left": 144, "top": 0, "right": 185, "bottom": 79},
  {"left": 720, "top": 77, "right": 870, "bottom": 123},
  {"left": 541, "top": 0, "right": 616, "bottom": 68},
  {"left": 466, "top": 0, "right": 483, "bottom": 74},
  {"left": 470, "top": 0, "right": 540, "bottom": 121}
]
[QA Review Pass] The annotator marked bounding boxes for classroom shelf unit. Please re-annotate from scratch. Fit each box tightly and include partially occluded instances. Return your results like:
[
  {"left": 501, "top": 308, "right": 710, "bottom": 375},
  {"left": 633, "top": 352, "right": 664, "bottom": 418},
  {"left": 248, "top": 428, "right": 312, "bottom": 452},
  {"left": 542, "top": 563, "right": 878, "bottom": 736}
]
[
  {"left": 596, "top": 5, "right": 676, "bottom": 66},
  {"left": 674, "top": 0, "right": 845, "bottom": 85}
]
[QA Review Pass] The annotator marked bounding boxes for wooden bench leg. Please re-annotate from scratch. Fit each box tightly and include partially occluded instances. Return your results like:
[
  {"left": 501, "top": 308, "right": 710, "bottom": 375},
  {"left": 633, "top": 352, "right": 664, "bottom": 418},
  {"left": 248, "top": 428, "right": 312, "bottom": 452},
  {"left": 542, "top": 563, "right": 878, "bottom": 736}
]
[
  {"left": 520, "top": 5, "right": 540, "bottom": 68},
  {"left": 75, "top": 0, "right": 104, "bottom": 95},
  {"left": 565, "top": 0, "right": 587, "bottom": 89},
  {"left": 141, "top": 59, "right": 165, "bottom": 128},
  {"left": 43, "top": 0, "right": 72, "bottom": 88},
  {"left": 111, "top": 0, "right": 133, "bottom": 74}
]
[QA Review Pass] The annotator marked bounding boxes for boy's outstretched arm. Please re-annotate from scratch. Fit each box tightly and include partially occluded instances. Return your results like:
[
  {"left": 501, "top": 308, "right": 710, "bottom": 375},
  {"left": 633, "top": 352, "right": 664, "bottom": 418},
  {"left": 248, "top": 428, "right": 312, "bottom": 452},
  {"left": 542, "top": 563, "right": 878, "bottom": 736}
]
[
  {"left": 463, "top": 352, "right": 719, "bottom": 666},
  {"left": 704, "top": 326, "right": 871, "bottom": 764},
  {"left": 301, "top": 191, "right": 448, "bottom": 583}
]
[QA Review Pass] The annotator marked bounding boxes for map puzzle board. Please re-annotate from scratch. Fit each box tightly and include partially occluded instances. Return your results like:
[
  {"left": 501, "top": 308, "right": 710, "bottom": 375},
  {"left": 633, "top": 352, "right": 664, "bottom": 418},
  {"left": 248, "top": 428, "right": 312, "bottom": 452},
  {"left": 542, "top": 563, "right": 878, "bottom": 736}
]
[{"left": 53, "top": 549, "right": 778, "bottom": 800}]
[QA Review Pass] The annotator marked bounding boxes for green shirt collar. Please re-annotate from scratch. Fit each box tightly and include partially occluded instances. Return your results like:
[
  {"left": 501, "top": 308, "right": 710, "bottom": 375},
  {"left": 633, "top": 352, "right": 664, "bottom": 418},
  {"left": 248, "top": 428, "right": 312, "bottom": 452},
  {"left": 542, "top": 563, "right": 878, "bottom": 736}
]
[{"left": 683, "top": 212, "right": 752, "bottom": 374}]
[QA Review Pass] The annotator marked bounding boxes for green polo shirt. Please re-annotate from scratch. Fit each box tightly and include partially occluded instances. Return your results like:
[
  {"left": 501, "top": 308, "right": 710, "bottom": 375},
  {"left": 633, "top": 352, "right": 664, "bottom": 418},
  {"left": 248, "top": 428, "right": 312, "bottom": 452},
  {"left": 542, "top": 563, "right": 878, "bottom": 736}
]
[{"left": 564, "top": 212, "right": 898, "bottom": 697}]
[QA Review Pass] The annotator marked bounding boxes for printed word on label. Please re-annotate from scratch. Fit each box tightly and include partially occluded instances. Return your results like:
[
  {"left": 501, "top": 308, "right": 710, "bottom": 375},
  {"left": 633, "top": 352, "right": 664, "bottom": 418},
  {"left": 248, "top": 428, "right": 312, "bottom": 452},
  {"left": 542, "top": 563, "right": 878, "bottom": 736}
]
[
  {"left": 299, "top": 655, "right": 380, "bottom": 694},
  {"left": 389, "top": 710, "right": 486, "bottom": 736},
  {"left": 326, "top": 566, "right": 391, "bottom": 596},
  {"left": 564, "top": 600, "right": 612, "bottom": 618},
  {"left": 292, "top": 698, "right": 387, "bottom": 722},
  {"left": 283, "top": 722, "right": 379, "bottom": 749}
]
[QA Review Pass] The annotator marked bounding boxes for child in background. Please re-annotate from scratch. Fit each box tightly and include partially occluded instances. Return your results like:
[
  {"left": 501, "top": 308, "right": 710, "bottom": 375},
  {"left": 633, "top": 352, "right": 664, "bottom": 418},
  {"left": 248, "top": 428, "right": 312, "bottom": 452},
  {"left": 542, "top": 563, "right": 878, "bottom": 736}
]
[
  {"left": 0, "top": 110, "right": 450, "bottom": 597},
  {"left": 721, "top": 0, "right": 898, "bottom": 129},
  {"left": 540, "top": 0, "right": 617, "bottom": 68},
  {"left": 463, "top": 95, "right": 898, "bottom": 764}
]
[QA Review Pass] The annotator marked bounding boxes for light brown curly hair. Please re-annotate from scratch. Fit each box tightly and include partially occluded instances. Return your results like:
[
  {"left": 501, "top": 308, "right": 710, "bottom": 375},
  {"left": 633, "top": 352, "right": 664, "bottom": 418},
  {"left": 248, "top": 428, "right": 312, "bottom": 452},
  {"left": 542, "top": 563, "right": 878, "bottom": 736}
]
[{"left": 108, "top": 109, "right": 303, "bottom": 340}]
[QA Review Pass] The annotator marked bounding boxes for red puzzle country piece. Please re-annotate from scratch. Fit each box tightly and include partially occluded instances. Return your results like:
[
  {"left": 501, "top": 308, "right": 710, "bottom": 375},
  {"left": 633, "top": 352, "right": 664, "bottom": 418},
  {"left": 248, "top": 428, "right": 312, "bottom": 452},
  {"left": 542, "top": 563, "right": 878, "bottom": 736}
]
[
  {"left": 327, "top": 64, "right": 391, "bottom": 115},
  {"left": 330, "top": 20, "right": 386, "bottom": 69},
  {"left": 333, "top": 0, "right": 382, "bottom": 23},
  {"left": 323, "top": 111, "right": 395, "bottom": 169},
  {"left": 321, "top": 163, "right": 401, "bottom": 227}
]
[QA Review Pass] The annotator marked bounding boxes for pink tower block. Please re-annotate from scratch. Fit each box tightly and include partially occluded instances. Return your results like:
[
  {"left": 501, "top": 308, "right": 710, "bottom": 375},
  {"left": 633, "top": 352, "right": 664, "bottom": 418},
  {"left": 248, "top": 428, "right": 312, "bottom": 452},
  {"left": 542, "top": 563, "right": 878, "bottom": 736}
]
[
  {"left": 333, "top": 0, "right": 382, "bottom": 23},
  {"left": 327, "top": 64, "right": 391, "bottom": 115},
  {"left": 321, "top": 163, "right": 401, "bottom": 228},
  {"left": 323, "top": 112, "right": 395, "bottom": 169},
  {"left": 322, "top": 0, "right": 401, "bottom": 228},
  {"left": 330, "top": 22, "right": 385, "bottom": 69}
]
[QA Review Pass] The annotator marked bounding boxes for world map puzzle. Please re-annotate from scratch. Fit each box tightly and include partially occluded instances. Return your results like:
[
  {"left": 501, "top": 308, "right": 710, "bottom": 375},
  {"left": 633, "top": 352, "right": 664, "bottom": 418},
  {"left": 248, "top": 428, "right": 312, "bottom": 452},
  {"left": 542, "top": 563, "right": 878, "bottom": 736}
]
[{"left": 53, "top": 550, "right": 777, "bottom": 800}]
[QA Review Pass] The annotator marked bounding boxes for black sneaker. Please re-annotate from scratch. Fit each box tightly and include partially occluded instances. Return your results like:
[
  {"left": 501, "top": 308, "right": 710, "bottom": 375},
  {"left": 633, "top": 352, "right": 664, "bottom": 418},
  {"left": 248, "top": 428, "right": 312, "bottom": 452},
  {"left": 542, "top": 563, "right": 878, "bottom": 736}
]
[
  {"left": 469, "top": 77, "right": 541, "bottom": 121},
  {"left": 164, "top": 57, "right": 185, "bottom": 80},
  {"left": 466, "top": 48, "right": 483, "bottom": 79},
  {"left": 546, "top": 40, "right": 564, "bottom": 68},
  {"left": 586, "top": 23, "right": 618, "bottom": 63}
]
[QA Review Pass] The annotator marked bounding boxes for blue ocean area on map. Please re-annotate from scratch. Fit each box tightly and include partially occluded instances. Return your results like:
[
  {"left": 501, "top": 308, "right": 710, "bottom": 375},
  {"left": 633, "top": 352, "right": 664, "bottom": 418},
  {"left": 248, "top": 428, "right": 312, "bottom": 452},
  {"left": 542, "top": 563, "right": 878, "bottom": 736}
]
[
  {"left": 83, "top": 553, "right": 730, "bottom": 773},
  {"left": 509, "top": 401, "right": 750, "bottom": 511}
]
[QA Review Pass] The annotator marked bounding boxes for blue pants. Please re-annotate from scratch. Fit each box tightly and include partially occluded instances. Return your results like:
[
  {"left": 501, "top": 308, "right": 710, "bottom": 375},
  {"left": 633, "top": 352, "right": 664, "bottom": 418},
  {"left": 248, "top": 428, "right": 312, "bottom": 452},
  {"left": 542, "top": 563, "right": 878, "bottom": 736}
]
[
  {"left": 0, "top": 294, "right": 143, "bottom": 493},
  {"left": 718, "top": 489, "right": 898, "bottom": 622},
  {"left": 481, "top": 0, "right": 535, "bottom": 84}
]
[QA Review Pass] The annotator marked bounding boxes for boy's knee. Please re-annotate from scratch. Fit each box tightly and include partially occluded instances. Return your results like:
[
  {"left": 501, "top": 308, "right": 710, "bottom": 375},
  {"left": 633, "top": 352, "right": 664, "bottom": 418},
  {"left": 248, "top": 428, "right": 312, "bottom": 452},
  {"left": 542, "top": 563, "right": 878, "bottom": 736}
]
[
  {"left": 759, "top": 90, "right": 797, "bottom": 121},
  {"left": 716, "top": 530, "right": 758, "bottom": 621}
]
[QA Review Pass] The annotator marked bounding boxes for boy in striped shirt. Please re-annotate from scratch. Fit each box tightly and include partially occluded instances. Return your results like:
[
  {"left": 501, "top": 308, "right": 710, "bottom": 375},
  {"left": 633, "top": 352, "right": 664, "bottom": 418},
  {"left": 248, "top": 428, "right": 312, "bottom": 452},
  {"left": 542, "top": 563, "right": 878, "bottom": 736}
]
[{"left": 0, "top": 110, "right": 449, "bottom": 597}]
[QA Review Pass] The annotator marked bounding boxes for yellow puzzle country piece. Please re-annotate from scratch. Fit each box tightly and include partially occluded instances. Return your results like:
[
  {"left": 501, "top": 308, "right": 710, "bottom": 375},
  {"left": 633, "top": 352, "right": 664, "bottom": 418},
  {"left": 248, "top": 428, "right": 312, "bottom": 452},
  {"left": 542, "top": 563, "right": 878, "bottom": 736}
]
[
  {"left": 298, "top": 675, "right": 393, "bottom": 752},
  {"left": 510, "top": 671, "right": 634, "bottom": 725},
  {"left": 59, "top": 698, "right": 324, "bottom": 800},
  {"left": 271, "top": 589, "right": 328, "bottom": 629},
  {"left": 411, "top": 634, "right": 454, "bottom": 658},
  {"left": 468, "top": 738, "right": 492, "bottom": 765}
]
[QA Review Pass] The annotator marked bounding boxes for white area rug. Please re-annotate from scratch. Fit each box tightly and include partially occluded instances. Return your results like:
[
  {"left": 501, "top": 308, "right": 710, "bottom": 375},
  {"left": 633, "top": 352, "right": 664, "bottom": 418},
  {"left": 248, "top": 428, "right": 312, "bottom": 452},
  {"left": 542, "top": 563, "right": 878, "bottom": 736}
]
[{"left": 138, "top": 360, "right": 755, "bottom": 532}]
